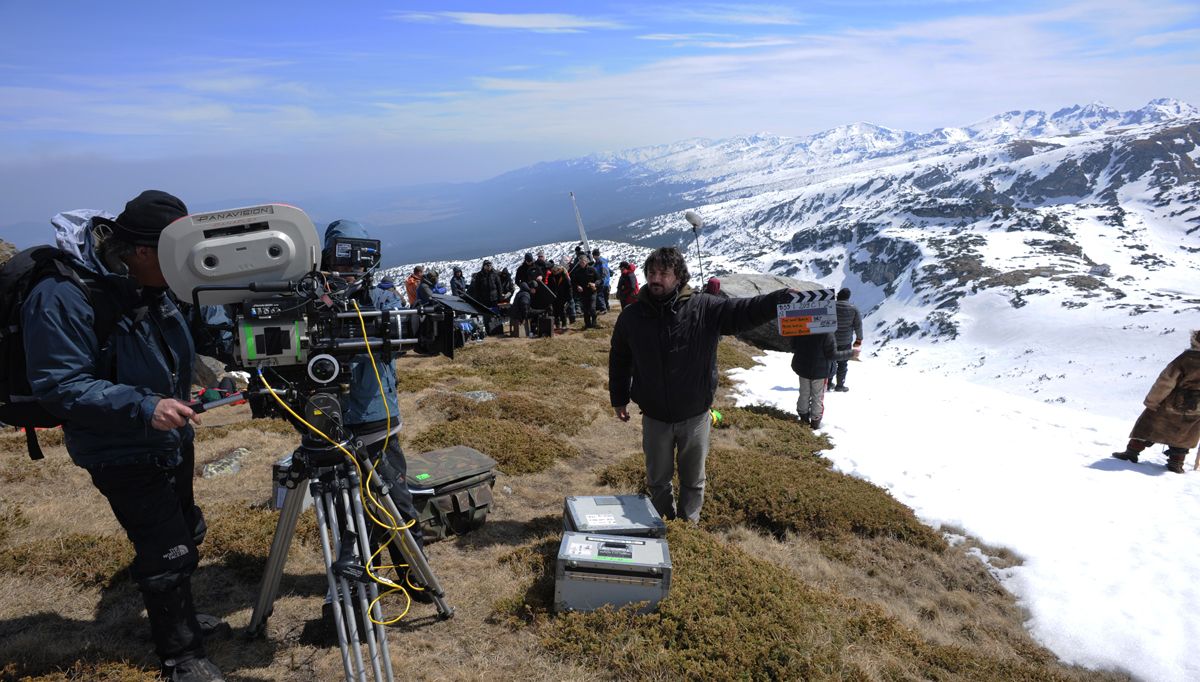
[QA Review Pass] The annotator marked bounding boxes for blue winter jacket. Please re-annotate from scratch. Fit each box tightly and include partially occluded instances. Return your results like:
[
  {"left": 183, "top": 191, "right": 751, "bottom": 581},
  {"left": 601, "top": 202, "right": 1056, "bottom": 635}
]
[
  {"left": 23, "top": 212, "right": 196, "bottom": 468},
  {"left": 323, "top": 220, "right": 402, "bottom": 429},
  {"left": 595, "top": 256, "right": 612, "bottom": 288}
]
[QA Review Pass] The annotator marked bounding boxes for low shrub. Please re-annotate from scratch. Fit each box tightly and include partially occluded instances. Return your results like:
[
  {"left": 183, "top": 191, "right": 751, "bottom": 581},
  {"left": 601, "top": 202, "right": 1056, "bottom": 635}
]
[
  {"left": 418, "top": 391, "right": 595, "bottom": 436},
  {"left": 203, "top": 503, "right": 318, "bottom": 580},
  {"left": 496, "top": 523, "right": 1054, "bottom": 681},
  {"left": 0, "top": 533, "right": 133, "bottom": 589},
  {"left": 717, "top": 405, "right": 831, "bottom": 459},
  {"left": 407, "top": 417, "right": 580, "bottom": 475},
  {"left": 599, "top": 448, "right": 945, "bottom": 550}
]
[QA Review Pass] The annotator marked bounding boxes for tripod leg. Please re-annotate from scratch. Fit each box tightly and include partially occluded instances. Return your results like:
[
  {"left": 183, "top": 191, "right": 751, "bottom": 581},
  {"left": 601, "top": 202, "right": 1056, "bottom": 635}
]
[
  {"left": 313, "top": 485, "right": 365, "bottom": 682},
  {"left": 357, "top": 454, "right": 454, "bottom": 619},
  {"left": 338, "top": 486, "right": 387, "bottom": 682},
  {"left": 248, "top": 481, "right": 309, "bottom": 637},
  {"left": 377, "top": 492, "right": 454, "bottom": 619},
  {"left": 346, "top": 480, "right": 395, "bottom": 682}
]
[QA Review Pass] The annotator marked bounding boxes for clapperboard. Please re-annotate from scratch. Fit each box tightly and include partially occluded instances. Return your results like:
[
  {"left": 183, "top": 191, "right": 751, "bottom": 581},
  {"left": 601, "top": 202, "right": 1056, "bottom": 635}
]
[{"left": 776, "top": 288, "right": 837, "bottom": 336}]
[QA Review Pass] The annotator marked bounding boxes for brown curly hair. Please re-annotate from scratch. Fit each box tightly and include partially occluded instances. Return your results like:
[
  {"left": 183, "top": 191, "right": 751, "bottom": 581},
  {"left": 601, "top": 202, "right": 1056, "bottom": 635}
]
[{"left": 643, "top": 247, "right": 690, "bottom": 288}]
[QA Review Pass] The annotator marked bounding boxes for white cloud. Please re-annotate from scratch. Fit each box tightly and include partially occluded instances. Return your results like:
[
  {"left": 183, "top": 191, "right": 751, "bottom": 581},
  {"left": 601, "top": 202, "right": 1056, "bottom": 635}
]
[{"left": 391, "top": 11, "right": 625, "bottom": 33}]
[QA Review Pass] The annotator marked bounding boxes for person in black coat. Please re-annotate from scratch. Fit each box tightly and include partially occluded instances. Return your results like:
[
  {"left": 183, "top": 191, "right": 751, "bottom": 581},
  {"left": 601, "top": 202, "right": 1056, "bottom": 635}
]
[
  {"left": 791, "top": 332, "right": 857, "bottom": 429},
  {"left": 546, "top": 265, "right": 573, "bottom": 330},
  {"left": 828, "top": 287, "right": 864, "bottom": 391},
  {"left": 469, "top": 260, "right": 503, "bottom": 308},
  {"left": 515, "top": 253, "right": 536, "bottom": 286},
  {"left": 449, "top": 267, "right": 467, "bottom": 297},
  {"left": 608, "top": 247, "right": 793, "bottom": 522},
  {"left": 571, "top": 255, "right": 600, "bottom": 329},
  {"left": 509, "top": 282, "right": 532, "bottom": 337}
]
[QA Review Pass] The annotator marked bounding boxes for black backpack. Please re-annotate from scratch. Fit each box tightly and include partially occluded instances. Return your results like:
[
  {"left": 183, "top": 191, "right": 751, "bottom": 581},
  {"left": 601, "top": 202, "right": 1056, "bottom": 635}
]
[{"left": 0, "top": 246, "right": 121, "bottom": 459}]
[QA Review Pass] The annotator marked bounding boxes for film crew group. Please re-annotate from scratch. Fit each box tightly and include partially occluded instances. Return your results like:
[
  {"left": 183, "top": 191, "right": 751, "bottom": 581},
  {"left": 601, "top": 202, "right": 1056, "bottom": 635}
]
[
  {"left": 608, "top": 247, "right": 796, "bottom": 522},
  {"left": 21, "top": 191, "right": 225, "bottom": 681}
]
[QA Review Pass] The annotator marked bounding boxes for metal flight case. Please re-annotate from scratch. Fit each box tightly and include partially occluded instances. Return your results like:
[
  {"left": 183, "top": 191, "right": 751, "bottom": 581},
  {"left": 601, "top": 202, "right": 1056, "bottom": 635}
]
[
  {"left": 554, "top": 532, "right": 672, "bottom": 614},
  {"left": 563, "top": 494, "right": 666, "bottom": 538}
]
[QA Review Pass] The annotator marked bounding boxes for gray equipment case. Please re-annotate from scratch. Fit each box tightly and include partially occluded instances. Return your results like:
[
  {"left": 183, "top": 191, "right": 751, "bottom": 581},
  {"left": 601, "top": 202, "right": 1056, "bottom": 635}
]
[
  {"left": 405, "top": 445, "right": 497, "bottom": 541},
  {"left": 554, "top": 532, "right": 672, "bottom": 614},
  {"left": 563, "top": 494, "right": 666, "bottom": 537}
]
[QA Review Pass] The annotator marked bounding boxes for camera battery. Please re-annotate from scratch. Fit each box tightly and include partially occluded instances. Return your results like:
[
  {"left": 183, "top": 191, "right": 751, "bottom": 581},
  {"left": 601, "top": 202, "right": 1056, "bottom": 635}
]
[
  {"left": 554, "top": 532, "right": 671, "bottom": 614},
  {"left": 563, "top": 494, "right": 666, "bottom": 538}
]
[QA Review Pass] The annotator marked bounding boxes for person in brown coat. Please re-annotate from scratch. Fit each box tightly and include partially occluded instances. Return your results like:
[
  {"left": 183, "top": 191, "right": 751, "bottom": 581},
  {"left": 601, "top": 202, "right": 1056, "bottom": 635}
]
[{"left": 1113, "top": 330, "right": 1200, "bottom": 473}]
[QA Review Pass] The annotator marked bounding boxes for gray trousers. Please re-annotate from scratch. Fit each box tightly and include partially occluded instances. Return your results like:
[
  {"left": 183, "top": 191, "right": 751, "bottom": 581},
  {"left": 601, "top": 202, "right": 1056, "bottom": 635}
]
[
  {"left": 796, "top": 378, "right": 826, "bottom": 419},
  {"left": 642, "top": 411, "right": 712, "bottom": 522}
]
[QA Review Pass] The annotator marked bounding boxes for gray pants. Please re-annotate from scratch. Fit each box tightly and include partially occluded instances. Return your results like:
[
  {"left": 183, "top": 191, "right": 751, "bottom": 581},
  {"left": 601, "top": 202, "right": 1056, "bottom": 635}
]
[
  {"left": 642, "top": 412, "right": 712, "bottom": 522},
  {"left": 796, "top": 378, "right": 826, "bottom": 420}
]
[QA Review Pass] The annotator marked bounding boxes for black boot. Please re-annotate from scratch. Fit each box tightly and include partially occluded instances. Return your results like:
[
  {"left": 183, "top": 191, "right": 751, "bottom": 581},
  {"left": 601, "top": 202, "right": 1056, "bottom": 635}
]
[
  {"left": 164, "top": 656, "right": 225, "bottom": 682},
  {"left": 144, "top": 581, "right": 221, "bottom": 681},
  {"left": 1166, "top": 451, "right": 1187, "bottom": 474},
  {"left": 1111, "top": 450, "right": 1139, "bottom": 463}
]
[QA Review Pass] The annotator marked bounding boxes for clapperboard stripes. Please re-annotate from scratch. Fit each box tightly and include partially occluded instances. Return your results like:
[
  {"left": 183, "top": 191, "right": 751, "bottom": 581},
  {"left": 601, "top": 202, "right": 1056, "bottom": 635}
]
[{"left": 777, "top": 288, "right": 838, "bottom": 336}]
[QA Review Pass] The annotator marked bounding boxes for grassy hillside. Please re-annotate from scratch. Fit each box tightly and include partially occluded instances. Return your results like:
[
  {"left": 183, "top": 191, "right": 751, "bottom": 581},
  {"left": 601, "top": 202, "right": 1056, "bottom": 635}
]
[{"left": 0, "top": 319, "right": 1127, "bottom": 681}]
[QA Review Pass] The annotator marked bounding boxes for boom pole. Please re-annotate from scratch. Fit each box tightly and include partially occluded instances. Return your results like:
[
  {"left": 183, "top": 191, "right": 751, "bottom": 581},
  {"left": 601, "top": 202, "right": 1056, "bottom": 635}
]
[{"left": 569, "top": 192, "right": 591, "bottom": 256}]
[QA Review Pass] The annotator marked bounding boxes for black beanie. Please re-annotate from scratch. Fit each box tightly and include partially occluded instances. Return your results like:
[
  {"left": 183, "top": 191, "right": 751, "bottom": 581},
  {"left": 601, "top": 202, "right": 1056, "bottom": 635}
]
[{"left": 96, "top": 190, "right": 188, "bottom": 246}]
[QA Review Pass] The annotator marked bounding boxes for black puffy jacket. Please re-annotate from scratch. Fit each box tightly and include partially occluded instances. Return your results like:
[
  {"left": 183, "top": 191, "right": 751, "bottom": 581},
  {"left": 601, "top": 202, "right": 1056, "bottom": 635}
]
[
  {"left": 609, "top": 285, "right": 788, "bottom": 422},
  {"left": 789, "top": 332, "right": 854, "bottom": 379}
]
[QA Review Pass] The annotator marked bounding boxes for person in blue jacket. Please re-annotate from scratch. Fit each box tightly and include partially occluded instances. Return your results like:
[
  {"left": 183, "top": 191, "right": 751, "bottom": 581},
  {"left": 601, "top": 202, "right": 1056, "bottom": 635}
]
[
  {"left": 23, "top": 191, "right": 225, "bottom": 682},
  {"left": 321, "top": 221, "right": 427, "bottom": 561}
]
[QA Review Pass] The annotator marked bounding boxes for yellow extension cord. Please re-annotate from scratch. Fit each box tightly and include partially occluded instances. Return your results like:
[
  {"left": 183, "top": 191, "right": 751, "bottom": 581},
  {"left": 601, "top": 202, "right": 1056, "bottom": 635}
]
[{"left": 256, "top": 299, "right": 426, "bottom": 624}]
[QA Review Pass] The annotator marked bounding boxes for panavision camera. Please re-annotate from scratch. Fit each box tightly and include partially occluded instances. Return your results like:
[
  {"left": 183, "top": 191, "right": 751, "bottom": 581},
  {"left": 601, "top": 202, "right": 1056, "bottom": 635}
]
[{"left": 157, "top": 203, "right": 458, "bottom": 396}]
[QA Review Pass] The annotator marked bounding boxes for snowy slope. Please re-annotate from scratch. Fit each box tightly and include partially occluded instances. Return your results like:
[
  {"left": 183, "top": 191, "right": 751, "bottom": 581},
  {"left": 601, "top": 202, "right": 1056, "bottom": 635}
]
[{"left": 731, "top": 352, "right": 1200, "bottom": 682}]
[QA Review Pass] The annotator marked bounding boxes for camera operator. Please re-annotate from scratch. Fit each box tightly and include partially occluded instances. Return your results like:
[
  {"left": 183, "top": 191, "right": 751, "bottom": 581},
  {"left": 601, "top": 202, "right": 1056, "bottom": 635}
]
[
  {"left": 22, "top": 191, "right": 224, "bottom": 681},
  {"left": 321, "top": 221, "right": 428, "bottom": 565}
]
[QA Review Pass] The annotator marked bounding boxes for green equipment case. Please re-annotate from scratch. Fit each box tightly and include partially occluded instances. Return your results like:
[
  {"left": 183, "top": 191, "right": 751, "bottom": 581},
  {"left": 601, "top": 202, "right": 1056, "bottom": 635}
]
[{"left": 405, "top": 445, "right": 498, "bottom": 541}]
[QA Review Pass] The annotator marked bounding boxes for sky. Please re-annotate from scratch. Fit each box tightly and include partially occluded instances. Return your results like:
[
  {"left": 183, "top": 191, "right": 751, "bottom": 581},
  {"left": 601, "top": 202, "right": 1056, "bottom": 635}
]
[
  {"left": 1, "top": 0, "right": 1198, "bottom": 226},
  {"left": 732, "top": 347, "right": 1200, "bottom": 682}
]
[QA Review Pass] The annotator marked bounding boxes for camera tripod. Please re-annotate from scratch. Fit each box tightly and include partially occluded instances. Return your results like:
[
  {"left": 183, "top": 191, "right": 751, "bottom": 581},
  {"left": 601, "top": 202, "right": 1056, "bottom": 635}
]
[{"left": 246, "top": 393, "right": 453, "bottom": 682}]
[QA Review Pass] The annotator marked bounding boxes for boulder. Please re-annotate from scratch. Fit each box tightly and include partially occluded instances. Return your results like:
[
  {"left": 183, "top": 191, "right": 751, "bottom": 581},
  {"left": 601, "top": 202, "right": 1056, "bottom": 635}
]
[
  {"left": 716, "top": 274, "right": 824, "bottom": 353},
  {"left": 193, "top": 354, "right": 247, "bottom": 390}
]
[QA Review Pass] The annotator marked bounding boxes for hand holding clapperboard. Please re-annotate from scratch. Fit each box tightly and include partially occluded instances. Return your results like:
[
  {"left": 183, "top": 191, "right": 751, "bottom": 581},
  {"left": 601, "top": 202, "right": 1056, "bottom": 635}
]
[{"left": 777, "top": 288, "right": 859, "bottom": 358}]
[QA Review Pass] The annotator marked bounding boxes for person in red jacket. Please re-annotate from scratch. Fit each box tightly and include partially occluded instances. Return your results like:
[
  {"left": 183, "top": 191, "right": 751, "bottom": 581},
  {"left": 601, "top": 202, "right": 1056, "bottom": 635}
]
[{"left": 616, "top": 261, "right": 640, "bottom": 309}]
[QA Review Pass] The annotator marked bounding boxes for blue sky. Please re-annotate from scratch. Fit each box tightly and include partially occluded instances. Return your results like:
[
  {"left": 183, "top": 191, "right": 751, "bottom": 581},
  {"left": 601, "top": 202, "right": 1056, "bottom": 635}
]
[{"left": 1, "top": 1, "right": 1198, "bottom": 226}]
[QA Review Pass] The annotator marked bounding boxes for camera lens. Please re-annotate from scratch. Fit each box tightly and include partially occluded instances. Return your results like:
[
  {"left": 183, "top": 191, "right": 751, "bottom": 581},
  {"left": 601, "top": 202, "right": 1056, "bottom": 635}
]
[
  {"left": 203, "top": 255, "right": 219, "bottom": 269},
  {"left": 307, "top": 354, "right": 340, "bottom": 384}
]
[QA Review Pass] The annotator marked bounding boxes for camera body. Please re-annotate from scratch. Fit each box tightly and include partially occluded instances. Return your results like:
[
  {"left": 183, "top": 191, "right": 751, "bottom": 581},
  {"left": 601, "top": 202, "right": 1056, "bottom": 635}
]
[{"left": 159, "top": 204, "right": 456, "bottom": 417}]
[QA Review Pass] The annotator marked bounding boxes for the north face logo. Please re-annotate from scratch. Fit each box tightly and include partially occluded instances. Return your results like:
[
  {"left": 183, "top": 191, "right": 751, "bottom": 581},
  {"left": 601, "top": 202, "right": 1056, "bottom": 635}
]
[{"left": 163, "top": 544, "right": 189, "bottom": 561}]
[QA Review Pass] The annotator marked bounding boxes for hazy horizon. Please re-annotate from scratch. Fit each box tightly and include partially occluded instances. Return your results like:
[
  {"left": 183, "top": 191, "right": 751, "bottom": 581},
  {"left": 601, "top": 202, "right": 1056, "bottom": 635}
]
[{"left": 2, "top": 0, "right": 1198, "bottom": 239}]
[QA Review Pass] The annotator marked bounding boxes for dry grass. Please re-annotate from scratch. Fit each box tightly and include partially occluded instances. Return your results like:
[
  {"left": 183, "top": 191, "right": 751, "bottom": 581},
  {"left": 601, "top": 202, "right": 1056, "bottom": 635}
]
[
  {"left": 418, "top": 390, "right": 597, "bottom": 436},
  {"left": 0, "top": 322, "right": 1123, "bottom": 681},
  {"left": 0, "top": 533, "right": 134, "bottom": 589}
]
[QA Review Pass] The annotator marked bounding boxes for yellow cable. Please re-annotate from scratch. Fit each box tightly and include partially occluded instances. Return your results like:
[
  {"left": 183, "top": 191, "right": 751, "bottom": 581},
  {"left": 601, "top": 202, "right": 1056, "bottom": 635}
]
[{"left": 257, "top": 369, "right": 417, "bottom": 622}]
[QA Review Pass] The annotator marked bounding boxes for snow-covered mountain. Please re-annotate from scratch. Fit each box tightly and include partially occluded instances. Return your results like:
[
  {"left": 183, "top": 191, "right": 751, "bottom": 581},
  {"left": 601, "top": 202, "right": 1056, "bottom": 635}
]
[{"left": 394, "top": 98, "right": 1200, "bottom": 418}]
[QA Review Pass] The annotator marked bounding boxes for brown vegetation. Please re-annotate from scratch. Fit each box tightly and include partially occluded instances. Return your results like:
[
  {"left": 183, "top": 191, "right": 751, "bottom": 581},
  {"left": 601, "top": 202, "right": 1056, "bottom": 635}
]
[{"left": 0, "top": 330, "right": 1123, "bottom": 681}]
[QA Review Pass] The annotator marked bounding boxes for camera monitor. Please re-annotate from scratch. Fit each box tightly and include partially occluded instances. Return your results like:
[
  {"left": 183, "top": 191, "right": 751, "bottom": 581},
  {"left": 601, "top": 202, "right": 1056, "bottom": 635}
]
[{"left": 158, "top": 203, "right": 321, "bottom": 305}]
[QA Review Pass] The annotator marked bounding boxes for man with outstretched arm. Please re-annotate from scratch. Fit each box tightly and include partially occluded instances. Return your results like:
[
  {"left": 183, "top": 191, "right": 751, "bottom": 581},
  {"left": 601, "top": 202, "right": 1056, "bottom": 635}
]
[{"left": 608, "top": 247, "right": 794, "bottom": 522}]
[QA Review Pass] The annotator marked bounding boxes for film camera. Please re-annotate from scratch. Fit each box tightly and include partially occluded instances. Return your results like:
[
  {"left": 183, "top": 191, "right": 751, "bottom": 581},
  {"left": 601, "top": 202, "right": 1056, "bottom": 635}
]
[{"left": 158, "top": 203, "right": 457, "bottom": 416}]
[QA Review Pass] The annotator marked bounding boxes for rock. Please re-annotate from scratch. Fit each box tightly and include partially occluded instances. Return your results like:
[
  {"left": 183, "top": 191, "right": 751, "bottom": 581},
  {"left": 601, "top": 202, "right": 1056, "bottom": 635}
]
[
  {"left": 718, "top": 274, "right": 824, "bottom": 353},
  {"left": 193, "top": 354, "right": 243, "bottom": 390},
  {"left": 461, "top": 391, "right": 497, "bottom": 403},
  {"left": 202, "top": 447, "right": 249, "bottom": 478},
  {"left": 502, "top": 486, "right": 513, "bottom": 495}
]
